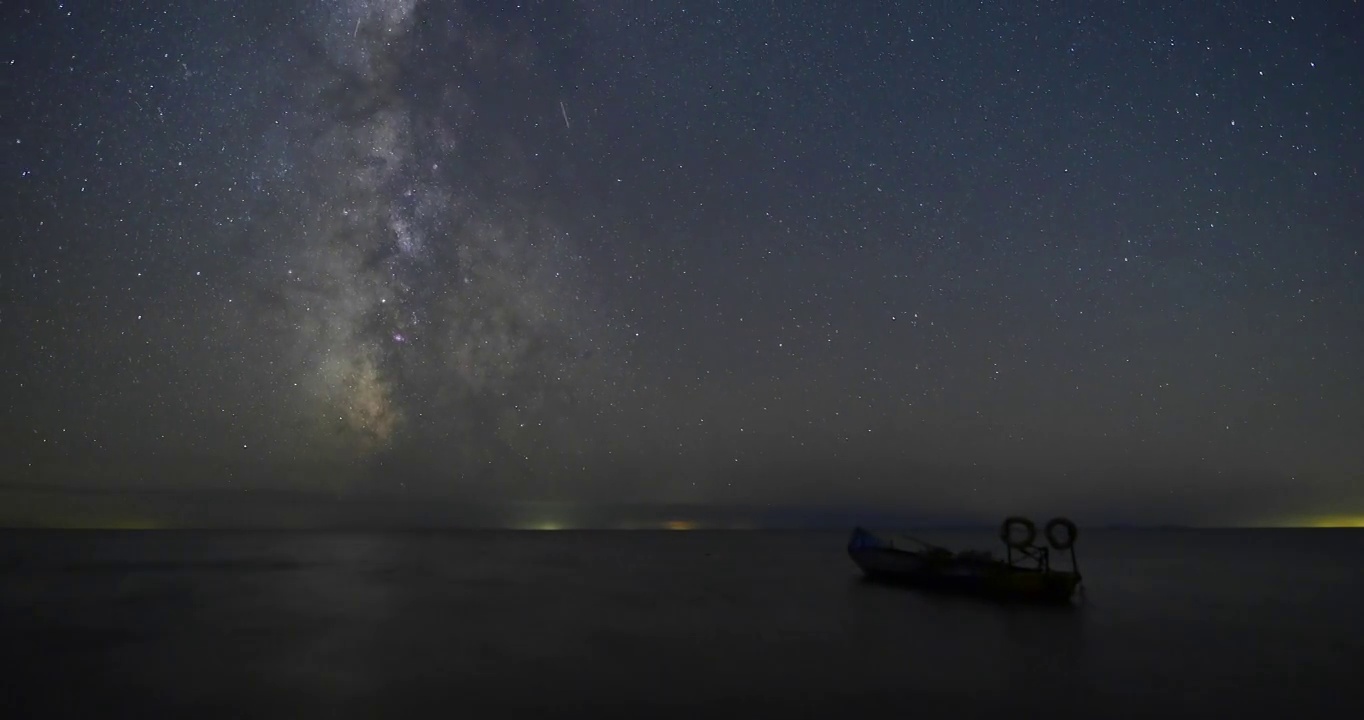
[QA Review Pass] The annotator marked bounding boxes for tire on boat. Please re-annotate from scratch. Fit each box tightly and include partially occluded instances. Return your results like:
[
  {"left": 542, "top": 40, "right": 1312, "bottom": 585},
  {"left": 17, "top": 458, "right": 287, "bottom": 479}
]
[
  {"left": 1044, "top": 517, "right": 1078, "bottom": 550},
  {"left": 999, "top": 516, "right": 1036, "bottom": 549}
]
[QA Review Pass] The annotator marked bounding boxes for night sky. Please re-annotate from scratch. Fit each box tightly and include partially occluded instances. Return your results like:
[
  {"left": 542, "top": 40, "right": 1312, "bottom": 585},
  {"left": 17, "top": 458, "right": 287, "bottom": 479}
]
[{"left": 5, "top": 0, "right": 1362, "bottom": 528}]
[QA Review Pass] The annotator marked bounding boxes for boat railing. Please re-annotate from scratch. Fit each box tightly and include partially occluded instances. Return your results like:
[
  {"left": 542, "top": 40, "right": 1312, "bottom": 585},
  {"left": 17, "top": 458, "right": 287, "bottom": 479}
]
[
  {"left": 1000, "top": 516, "right": 1081, "bottom": 578},
  {"left": 1006, "top": 542, "right": 1051, "bottom": 572},
  {"left": 886, "top": 533, "right": 948, "bottom": 554}
]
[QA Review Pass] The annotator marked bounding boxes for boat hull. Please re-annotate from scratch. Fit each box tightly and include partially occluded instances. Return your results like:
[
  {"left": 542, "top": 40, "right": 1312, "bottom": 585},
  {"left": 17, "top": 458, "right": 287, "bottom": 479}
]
[{"left": 848, "top": 528, "right": 1080, "bottom": 604}]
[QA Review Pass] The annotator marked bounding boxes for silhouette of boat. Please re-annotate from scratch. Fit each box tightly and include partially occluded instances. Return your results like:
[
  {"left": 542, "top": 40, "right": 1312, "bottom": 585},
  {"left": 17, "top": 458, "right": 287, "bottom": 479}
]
[{"left": 847, "top": 517, "right": 1084, "bottom": 604}]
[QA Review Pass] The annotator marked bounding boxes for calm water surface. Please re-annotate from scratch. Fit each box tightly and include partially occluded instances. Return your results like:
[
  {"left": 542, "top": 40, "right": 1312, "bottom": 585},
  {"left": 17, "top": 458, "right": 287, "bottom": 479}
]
[{"left": 2, "top": 529, "right": 1360, "bottom": 718}]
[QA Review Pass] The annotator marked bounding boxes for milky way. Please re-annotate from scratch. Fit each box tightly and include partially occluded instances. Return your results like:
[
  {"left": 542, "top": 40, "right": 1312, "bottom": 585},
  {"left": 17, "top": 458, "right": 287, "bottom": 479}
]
[{"left": 238, "top": 0, "right": 622, "bottom": 490}]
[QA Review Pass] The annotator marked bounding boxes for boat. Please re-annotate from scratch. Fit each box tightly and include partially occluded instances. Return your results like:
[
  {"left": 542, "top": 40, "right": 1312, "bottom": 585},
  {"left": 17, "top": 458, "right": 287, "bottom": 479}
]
[{"left": 847, "top": 516, "right": 1084, "bottom": 604}]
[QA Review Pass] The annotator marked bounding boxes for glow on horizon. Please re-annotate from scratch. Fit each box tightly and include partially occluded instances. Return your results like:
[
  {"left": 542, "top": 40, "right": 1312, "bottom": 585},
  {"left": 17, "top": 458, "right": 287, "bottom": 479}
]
[
  {"left": 1303, "top": 515, "right": 1364, "bottom": 528},
  {"left": 511, "top": 518, "right": 706, "bottom": 530},
  {"left": 1257, "top": 514, "right": 1364, "bottom": 528}
]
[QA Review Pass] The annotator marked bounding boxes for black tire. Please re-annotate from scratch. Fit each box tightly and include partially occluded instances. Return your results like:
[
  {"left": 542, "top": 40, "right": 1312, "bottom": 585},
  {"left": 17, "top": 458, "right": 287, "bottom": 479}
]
[
  {"left": 1000, "top": 516, "right": 1037, "bottom": 549},
  {"left": 1045, "top": 517, "right": 1078, "bottom": 550}
]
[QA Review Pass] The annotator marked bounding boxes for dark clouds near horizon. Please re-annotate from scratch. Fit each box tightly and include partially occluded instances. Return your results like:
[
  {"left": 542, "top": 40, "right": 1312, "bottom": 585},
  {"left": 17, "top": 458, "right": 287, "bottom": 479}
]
[{"left": 5, "top": 0, "right": 1362, "bottom": 525}]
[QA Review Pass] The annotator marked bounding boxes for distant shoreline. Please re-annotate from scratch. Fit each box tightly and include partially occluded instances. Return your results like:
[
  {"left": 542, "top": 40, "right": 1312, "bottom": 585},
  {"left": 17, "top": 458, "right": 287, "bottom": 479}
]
[
  {"left": 1, "top": 524, "right": 1357, "bottom": 532},
  {"left": 3, "top": 483, "right": 1358, "bottom": 530}
]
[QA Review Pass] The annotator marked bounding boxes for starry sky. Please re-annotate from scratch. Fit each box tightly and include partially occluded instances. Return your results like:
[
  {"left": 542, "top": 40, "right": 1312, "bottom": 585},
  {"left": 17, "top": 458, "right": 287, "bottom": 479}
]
[{"left": 4, "top": 0, "right": 1362, "bottom": 527}]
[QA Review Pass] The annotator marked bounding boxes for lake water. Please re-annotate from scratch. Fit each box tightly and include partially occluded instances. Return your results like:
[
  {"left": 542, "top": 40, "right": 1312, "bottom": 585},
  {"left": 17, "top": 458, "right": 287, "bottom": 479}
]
[{"left": 2, "top": 529, "right": 1360, "bottom": 718}]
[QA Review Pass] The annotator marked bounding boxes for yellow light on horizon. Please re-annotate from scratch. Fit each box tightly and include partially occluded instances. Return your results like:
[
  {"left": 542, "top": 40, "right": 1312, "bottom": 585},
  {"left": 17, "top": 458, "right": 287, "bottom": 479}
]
[
  {"left": 663, "top": 519, "right": 697, "bottom": 531},
  {"left": 1305, "top": 515, "right": 1364, "bottom": 528}
]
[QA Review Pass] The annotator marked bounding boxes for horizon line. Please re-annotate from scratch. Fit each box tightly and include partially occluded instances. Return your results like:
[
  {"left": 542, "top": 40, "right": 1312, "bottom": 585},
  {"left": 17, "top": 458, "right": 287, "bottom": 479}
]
[{"left": 2, "top": 522, "right": 1357, "bottom": 531}]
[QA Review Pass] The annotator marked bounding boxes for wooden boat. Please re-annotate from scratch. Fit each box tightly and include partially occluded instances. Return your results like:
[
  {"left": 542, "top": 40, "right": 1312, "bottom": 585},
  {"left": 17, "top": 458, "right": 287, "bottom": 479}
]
[{"left": 847, "top": 517, "right": 1084, "bottom": 604}]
